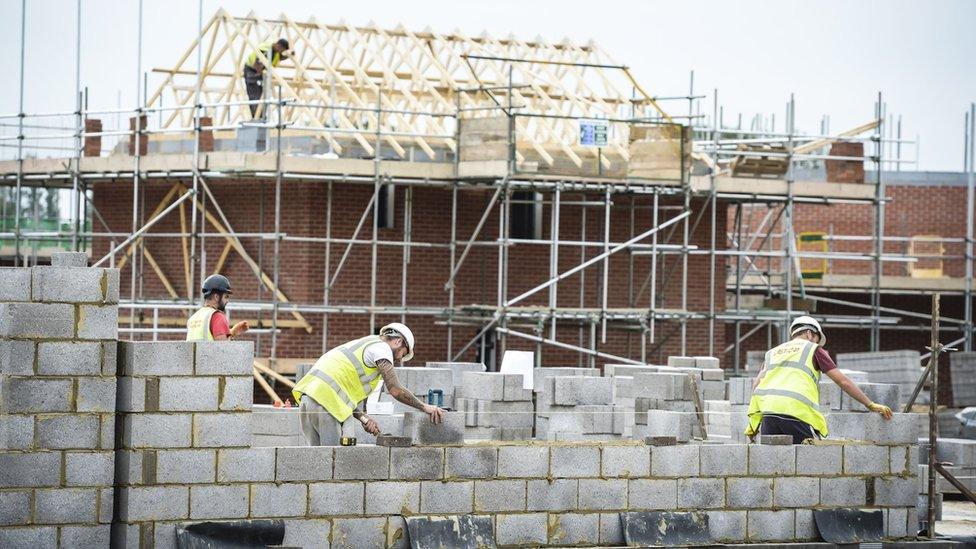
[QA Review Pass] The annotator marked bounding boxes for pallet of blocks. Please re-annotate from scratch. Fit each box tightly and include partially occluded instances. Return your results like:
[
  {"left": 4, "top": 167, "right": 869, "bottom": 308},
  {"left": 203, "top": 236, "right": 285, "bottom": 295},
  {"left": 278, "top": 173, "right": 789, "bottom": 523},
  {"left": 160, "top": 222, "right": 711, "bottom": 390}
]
[
  {"left": 456, "top": 372, "right": 533, "bottom": 440},
  {"left": 836, "top": 350, "right": 926, "bottom": 405}
]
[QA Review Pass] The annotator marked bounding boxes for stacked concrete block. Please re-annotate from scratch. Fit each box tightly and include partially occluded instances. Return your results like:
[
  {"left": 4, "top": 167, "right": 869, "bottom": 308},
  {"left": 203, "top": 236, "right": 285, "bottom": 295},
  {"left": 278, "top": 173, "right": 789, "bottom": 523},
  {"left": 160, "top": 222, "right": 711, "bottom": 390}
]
[
  {"left": 0, "top": 259, "right": 119, "bottom": 547},
  {"left": 836, "top": 350, "right": 925, "bottom": 405},
  {"left": 381, "top": 366, "right": 454, "bottom": 411},
  {"left": 949, "top": 352, "right": 976, "bottom": 407},
  {"left": 537, "top": 375, "right": 627, "bottom": 440},
  {"left": 827, "top": 413, "right": 920, "bottom": 444},
  {"left": 457, "top": 372, "right": 532, "bottom": 440},
  {"left": 424, "top": 361, "right": 485, "bottom": 396},
  {"left": 251, "top": 404, "right": 302, "bottom": 447},
  {"left": 631, "top": 370, "right": 717, "bottom": 441}
]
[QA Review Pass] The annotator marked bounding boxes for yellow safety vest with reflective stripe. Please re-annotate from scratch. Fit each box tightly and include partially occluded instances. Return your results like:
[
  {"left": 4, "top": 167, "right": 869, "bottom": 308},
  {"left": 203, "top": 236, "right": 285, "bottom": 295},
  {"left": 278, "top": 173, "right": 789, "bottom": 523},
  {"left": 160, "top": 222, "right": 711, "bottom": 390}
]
[
  {"left": 246, "top": 41, "right": 281, "bottom": 70},
  {"left": 292, "top": 336, "right": 384, "bottom": 423},
  {"left": 186, "top": 307, "right": 217, "bottom": 341},
  {"left": 746, "top": 339, "right": 828, "bottom": 437}
]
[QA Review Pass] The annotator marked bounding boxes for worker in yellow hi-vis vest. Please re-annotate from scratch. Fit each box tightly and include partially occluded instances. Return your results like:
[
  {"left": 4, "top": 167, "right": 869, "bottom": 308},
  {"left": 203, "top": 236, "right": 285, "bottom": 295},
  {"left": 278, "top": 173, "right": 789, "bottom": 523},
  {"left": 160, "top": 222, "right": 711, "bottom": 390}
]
[
  {"left": 293, "top": 323, "right": 446, "bottom": 446},
  {"left": 746, "top": 316, "right": 893, "bottom": 444},
  {"left": 243, "top": 38, "right": 291, "bottom": 119},
  {"left": 186, "top": 274, "right": 249, "bottom": 341}
]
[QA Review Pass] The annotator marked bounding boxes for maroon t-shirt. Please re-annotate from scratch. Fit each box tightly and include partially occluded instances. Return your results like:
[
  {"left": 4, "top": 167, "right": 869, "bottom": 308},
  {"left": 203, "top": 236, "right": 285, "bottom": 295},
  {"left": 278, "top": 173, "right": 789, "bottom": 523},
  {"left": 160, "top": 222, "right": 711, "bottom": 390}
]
[
  {"left": 209, "top": 311, "right": 231, "bottom": 338},
  {"left": 812, "top": 347, "right": 837, "bottom": 374}
]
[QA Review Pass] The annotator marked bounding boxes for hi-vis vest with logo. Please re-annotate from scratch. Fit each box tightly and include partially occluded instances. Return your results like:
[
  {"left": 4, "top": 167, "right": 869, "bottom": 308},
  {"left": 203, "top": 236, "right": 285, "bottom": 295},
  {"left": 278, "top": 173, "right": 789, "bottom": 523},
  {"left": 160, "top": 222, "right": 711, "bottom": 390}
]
[
  {"left": 186, "top": 307, "right": 217, "bottom": 341},
  {"left": 746, "top": 339, "right": 828, "bottom": 437},
  {"left": 246, "top": 42, "right": 281, "bottom": 70},
  {"left": 293, "top": 336, "right": 384, "bottom": 423}
]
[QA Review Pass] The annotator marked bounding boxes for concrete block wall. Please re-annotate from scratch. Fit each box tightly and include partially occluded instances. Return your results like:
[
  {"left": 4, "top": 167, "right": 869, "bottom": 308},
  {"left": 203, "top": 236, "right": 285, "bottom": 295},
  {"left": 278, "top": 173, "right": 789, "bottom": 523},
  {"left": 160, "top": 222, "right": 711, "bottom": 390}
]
[
  {"left": 0, "top": 256, "right": 120, "bottom": 547},
  {"left": 537, "top": 376, "right": 628, "bottom": 440},
  {"left": 106, "top": 441, "right": 918, "bottom": 548}
]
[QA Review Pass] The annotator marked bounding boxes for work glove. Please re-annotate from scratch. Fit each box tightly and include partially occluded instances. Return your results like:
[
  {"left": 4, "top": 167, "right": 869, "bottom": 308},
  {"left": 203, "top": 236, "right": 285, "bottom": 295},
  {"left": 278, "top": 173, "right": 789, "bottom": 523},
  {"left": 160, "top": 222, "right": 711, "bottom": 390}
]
[{"left": 867, "top": 402, "right": 893, "bottom": 420}]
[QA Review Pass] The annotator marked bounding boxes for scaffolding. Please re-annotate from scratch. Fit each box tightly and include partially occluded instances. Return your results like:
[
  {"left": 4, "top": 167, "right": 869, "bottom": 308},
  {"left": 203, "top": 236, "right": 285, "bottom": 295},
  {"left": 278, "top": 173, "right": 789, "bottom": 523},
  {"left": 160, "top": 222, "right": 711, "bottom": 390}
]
[{"left": 1, "top": 6, "right": 974, "bottom": 373}]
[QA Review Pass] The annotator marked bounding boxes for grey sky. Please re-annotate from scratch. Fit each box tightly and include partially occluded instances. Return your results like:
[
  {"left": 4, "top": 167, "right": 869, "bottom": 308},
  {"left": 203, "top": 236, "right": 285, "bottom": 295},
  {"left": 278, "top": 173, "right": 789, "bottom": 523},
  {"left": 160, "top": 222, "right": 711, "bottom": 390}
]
[{"left": 1, "top": 0, "right": 973, "bottom": 170}]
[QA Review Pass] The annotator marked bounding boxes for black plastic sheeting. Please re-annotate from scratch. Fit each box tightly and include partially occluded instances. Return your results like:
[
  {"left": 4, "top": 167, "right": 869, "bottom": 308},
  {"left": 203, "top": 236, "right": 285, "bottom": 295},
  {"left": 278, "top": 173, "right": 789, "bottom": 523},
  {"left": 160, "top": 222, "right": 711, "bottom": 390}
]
[
  {"left": 406, "top": 515, "right": 496, "bottom": 549},
  {"left": 813, "top": 508, "right": 883, "bottom": 543},
  {"left": 175, "top": 520, "right": 285, "bottom": 549},
  {"left": 621, "top": 511, "right": 711, "bottom": 546}
]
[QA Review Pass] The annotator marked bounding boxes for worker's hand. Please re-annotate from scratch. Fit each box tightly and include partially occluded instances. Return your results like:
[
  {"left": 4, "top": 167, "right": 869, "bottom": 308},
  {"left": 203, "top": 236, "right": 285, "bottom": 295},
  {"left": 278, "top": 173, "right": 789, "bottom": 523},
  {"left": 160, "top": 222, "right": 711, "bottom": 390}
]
[
  {"left": 230, "top": 321, "right": 249, "bottom": 337},
  {"left": 867, "top": 402, "right": 893, "bottom": 420},
  {"left": 423, "top": 405, "right": 445, "bottom": 424},
  {"left": 361, "top": 415, "right": 380, "bottom": 435}
]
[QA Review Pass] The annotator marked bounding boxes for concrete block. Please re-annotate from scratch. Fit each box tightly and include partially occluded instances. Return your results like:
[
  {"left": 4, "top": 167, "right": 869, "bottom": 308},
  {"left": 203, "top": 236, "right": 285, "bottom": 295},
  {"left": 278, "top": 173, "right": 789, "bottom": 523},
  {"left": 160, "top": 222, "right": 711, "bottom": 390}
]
[
  {"left": 498, "top": 445, "right": 549, "bottom": 477},
  {"left": 220, "top": 377, "right": 253, "bottom": 411},
  {"left": 195, "top": 341, "right": 253, "bottom": 375},
  {"left": 365, "top": 481, "right": 420, "bottom": 514},
  {"left": 391, "top": 446, "right": 444, "bottom": 480},
  {"left": 795, "top": 444, "right": 842, "bottom": 475},
  {"left": 0, "top": 340, "right": 33, "bottom": 375},
  {"left": 865, "top": 413, "right": 920, "bottom": 444},
  {"left": 773, "top": 476, "right": 820, "bottom": 507},
  {"left": 217, "top": 447, "right": 276, "bottom": 482},
  {"left": 497, "top": 513, "right": 547, "bottom": 546},
  {"left": 158, "top": 377, "right": 219, "bottom": 411},
  {"left": 875, "top": 476, "right": 917, "bottom": 506},
  {"left": 820, "top": 477, "right": 866, "bottom": 506},
  {"left": 331, "top": 517, "right": 386, "bottom": 549},
  {"left": 747, "top": 509, "right": 794, "bottom": 541},
  {"left": 599, "top": 513, "right": 624, "bottom": 545},
  {"left": 0, "top": 303, "right": 74, "bottom": 338},
  {"left": 553, "top": 376, "right": 613, "bottom": 405},
  {"left": 601, "top": 445, "right": 650, "bottom": 477},
  {"left": 116, "top": 377, "right": 145, "bottom": 412},
  {"left": 0, "top": 490, "right": 31, "bottom": 526},
  {"left": 99, "top": 414, "right": 114, "bottom": 450},
  {"left": 0, "top": 267, "right": 30, "bottom": 301},
  {"left": 475, "top": 399, "right": 533, "bottom": 428},
  {"left": 193, "top": 412, "right": 251, "bottom": 447},
  {"left": 189, "top": 484, "right": 249, "bottom": 519},
  {"left": 726, "top": 477, "right": 773, "bottom": 508},
  {"left": 403, "top": 410, "right": 464, "bottom": 445},
  {"left": 579, "top": 478, "right": 628, "bottom": 510},
  {"left": 118, "top": 486, "right": 189, "bottom": 521},
  {"left": 65, "top": 451, "right": 114, "bottom": 486},
  {"left": 1, "top": 378, "right": 73, "bottom": 413},
  {"left": 527, "top": 479, "right": 578, "bottom": 511},
  {"left": 156, "top": 449, "right": 216, "bottom": 484},
  {"left": 548, "top": 513, "right": 599, "bottom": 546},
  {"left": 890, "top": 445, "right": 912, "bottom": 475},
  {"left": 250, "top": 483, "right": 307, "bottom": 517},
  {"left": 474, "top": 479, "right": 526, "bottom": 512},
  {"left": 37, "top": 414, "right": 99, "bottom": 449},
  {"left": 445, "top": 446, "right": 496, "bottom": 479},
  {"left": 708, "top": 510, "right": 747, "bottom": 542},
  {"left": 61, "top": 525, "right": 111, "bottom": 548},
  {"left": 50, "top": 252, "right": 88, "bottom": 267},
  {"left": 795, "top": 508, "right": 818, "bottom": 540},
  {"left": 0, "top": 414, "right": 34, "bottom": 450},
  {"left": 700, "top": 444, "right": 747, "bottom": 476},
  {"left": 887, "top": 507, "right": 909, "bottom": 538},
  {"left": 77, "top": 305, "right": 118, "bottom": 340},
  {"left": 502, "top": 373, "right": 528, "bottom": 401},
  {"left": 650, "top": 445, "right": 700, "bottom": 477},
  {"left": 309, "top": 482, "right": 365, "bottom": 515},
  {"left": 667, "top": 356, "right": 697, "bottom": 367},
  {"left": 118, "top": 341, "right": 194, "bottom": 376},
  {"left": 276, "top": 446, "right": 334, "bottom": 482},
  {"left": 419, "top": 481, "right": 473, "bottom": 513},
  {"left": 0, "top": 527, "right": 57, "bottom": 547},
  {"left": 551, "top": 445, "right": 600, "bottom": 478},
  {"left": 844, "top": 444, "right": 889, "bottom": 475},
  {"left": 677, "top": 478, "right": 725, "bottom": 509},
  {"left": 334, "top": 445, "right": 390, "bottom": 480},
  {"left": 628, "top": 478, "right": 677, "bottom": 509},
  {"left": 32, "top": 266, "right": 107, "bottom": 302},
  {"left": 123, "top": 413, "right": 192, "bottom": 448},
  {"left": 461, "top": 372, "right": 505, "bottom": 400},
  {"left": 34, "top": 488, "right": 97, "bottom": 524},
  {"left": 281, "top": 519, "right": 331, "bottom": 549},
  {"left": 104, "top": 269, "right": 120, "bottom": 303},
  {"left": 77, "top": 377, "right": 116, "bottom": 413},
  {"left": 36, "top": 341, "right": 102, "bottom": 375},
  {"left": 747, "top": 444, "right": 795, "bottom": 475}
]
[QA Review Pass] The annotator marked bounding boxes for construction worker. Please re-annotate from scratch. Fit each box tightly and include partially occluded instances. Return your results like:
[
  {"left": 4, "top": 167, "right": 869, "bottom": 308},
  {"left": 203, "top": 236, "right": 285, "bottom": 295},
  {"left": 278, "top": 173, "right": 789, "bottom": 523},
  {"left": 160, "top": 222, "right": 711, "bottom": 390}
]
[
  {"left": 746, "top": 315, "right": 893, "bottom": 444},
  {"left": 293, "top": 323, "right": 446, "bottom": 446},
  {"left": 243, "top": 38, "right": 290, "bottom": 119},
  {"left": 186, "top": 274, "right": 249, "bottom": 341}
]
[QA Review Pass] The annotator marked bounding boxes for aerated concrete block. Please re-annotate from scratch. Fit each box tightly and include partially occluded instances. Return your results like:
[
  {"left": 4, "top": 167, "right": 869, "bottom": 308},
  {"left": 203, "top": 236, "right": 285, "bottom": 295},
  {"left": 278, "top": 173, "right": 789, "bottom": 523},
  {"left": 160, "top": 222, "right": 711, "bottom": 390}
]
[
  {"left": 50, "top": 252, "right": 88, "bottom": 267},
  {"left": 0, "top": 303, "right": 74, "bottom": 338},
  {"left": 628, "top": 478, "right": 677, "bottom": 509},
  {"left": 875, "top": 476, "right": 917, "bottom": 506},
  {"left": 474, "top": 479, "right": 526, "bottom": 512},
  {"left": 64, "top": 451, "right": 114, "bottom": 486},
  {"left": 334, "top": 446, "right": 390, "bottom": 480},
  {"left": 275, "top": 446, "right": 334, "bottom": 482},
  {"left": 700, "top": 444, "right": 748, "bottom": 476},
  {"left": 677, "top": 478, "right": 725, "bottom": 509},
  {"left": 189, "top": 485, "right": 249, "bottom": 519},
  {"left": 497, "top": 513, "right": 547, "bottom": 546},
  {"left": 527, "top": 479, "right": 578, "bottom": 511},
  {"left": 32, "top": 266, "right": 107, "bottom": 303},
  {"left": 773, "top": 476, "right": 819, "bottom": 507},
  {"left": 0, "top": 527, "right": 57, "bottom": 547},
  {"left": 1, "top": 378, "right": 73, "bottom": 413},
  {"left": 391, "top": 446, "right": 444, "bottom": 480},
  {"left": 551, "top": 445, "right": 600, "bottom": 477},
  {"left": 251, "top": 483, "right": 307, "bottom": 517},
  {"left": 0, "top": 490, "right": 31, "bottom": 526},
  {"left": 365, "top": 481, "right": 420, "bottom": 514},
  {"left": 119, "top": 341, "right": 194, "bottom": 376},
  {"left": 219, "top": 377, "right": 253, "bottom": 411},
  {"left": 158, "top": 377, "right": 219, "bottom": 411},
  {"left": 331, "top": 517, "right": 386, "bottom": 549},
  {"left": 747, "top": 509, "right": 794, "bottom": 541},
  {"left": 708, "top": 510, "right": 748, "bottom": 542},
  {"left": 403, "top": 410, "right": 464, "bottom": 445},
  {"left": 498, "top": 445, "right": 549, "bottom": 478},
  {"left": 309, "top": 482, "right": 365, "bottom": 515},
  {"left": 37, "top": 414, "right": 99, "bottom": 449},
  {"left": 601, "top": 445, "right": 650, "bottom": 477},
  {"left": 0, "top": 340, "right": 33, "bottom": 375},
  {"left": 34, "top": 488, "right": 98, "bottom": 524},
  {"left": 865, "top": 413, "right": 920, "bottom": 444},
  {"left": 748, "top": 444, "right": 795, "bottom": 475},
  {"left": 475, "top": 399, "right": 534, "bottom": 428},
  {"left": 193, "top": 412, "right": 251, "bottom": 447},
  {"left": 76, "top": 377, "right": 116, "bottom": 413},
  {"left": 727, "top": 477, "right": 773, "bottom": 508},
  {"left": 446, "top": 446, "right": 497, "bottom": 479},
  {"left": 77, "top": 305, "right": 118, "bottom": 340},
  {"left": 36, "top": 342, "right": 101, "bottom": 375},
  {"left": 419, "top": 481, "right": 473, "bottom": 513},
  {"left": 195, "top": 341, "right": 253, "bottom": 375},
  {"left": 844, "top": 444, "right": 889, "bottom": 475},
  {"left": 0, "top": 267, "right": 30, "bottom": 301},
  {"left": 795, "top": 444, "right": 842, "bottom": 475},
  {"left": 553, "top": 376, "right": 613, "bottom": 405},
  {"left": 217, "top": 447, "right": 275, "bottom": 482},
  {"left": 650, "top": 444, "right": 700, "bottom": 477},
  {"left": 118, "top": 486, "right": 189, "bottom": 521},
  {"left": 667, "top": 356, "right": 697, "bottom": 368},
  {"left": 461, "top": 372, "right": 505, "bottom": 400},
  {"left": 60, "top": 525, "right": 111, "bottom": 548},
  {"left": 156, "top": 449, "right": 216, "bottom": 484},
  {"left": 819, "top": 476, "right": 866, "bottom": 506},
  {"left": 122, "top": 413, "right": 192, "bottom": 448},
  {"left": 579, "top": 478, "right": 628, "bottom": 510}
]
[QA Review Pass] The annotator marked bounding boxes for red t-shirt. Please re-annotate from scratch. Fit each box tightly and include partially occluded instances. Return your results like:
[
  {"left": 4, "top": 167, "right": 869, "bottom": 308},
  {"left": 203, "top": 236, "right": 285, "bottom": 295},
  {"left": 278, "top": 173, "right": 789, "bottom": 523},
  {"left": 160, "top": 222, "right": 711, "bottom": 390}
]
[
  {"left": 812, "top": 347, "right": 837, "bottom": 373},
  {"left": 209, "top": 311, "right": 231, "bottom": 339}
]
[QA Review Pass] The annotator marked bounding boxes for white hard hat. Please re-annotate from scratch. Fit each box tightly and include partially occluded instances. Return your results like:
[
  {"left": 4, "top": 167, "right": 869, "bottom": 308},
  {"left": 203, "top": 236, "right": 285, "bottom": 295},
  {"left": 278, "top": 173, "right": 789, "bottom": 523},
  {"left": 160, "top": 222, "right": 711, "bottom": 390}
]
[
  {"left": 380, "top": 322, "right": 415, "bottom": 362},
  {"left": 790, "top": 315, "right": 826, "bottom": 347}
]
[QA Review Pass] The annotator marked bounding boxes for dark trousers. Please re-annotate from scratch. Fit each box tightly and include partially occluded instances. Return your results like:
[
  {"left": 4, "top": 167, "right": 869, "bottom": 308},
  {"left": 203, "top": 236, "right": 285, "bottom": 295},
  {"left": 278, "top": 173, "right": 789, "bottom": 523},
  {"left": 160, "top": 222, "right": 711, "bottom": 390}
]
[
  {"left": 760, "top": 413, "right": 818, "bottom": 444},
  {"left": 243, "top": 67, "right": 263, "bottom": 119}
]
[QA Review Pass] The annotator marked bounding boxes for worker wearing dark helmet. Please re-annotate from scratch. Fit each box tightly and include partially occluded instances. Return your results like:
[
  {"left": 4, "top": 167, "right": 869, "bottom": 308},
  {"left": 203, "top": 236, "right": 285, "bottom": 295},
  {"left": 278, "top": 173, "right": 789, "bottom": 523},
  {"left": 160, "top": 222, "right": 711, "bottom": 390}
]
[
  {"left": 243, "top": 38, "right": 291, "bottom": 119},
  {"left": 186, "top": 274, "right": 249, "bottom": 341}
]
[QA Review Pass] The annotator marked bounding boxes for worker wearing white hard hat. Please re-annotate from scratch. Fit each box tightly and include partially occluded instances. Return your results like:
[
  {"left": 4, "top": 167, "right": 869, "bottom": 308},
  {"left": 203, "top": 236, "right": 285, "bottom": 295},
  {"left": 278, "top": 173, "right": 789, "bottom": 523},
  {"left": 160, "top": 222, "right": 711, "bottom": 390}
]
[
  {"left": 293, "top": 322, "right": 446, "bottom": 446},
  {"left": 745, "top": 315, "right": 893, "bottom": 444}
]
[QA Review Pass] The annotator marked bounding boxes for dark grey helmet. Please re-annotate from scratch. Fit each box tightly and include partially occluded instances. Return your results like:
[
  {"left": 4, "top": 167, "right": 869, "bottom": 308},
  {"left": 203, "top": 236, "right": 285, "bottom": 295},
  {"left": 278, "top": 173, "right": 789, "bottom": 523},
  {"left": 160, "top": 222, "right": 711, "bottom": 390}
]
[{"left": 202, "top": 274, "right": 232, "bottom": 297}]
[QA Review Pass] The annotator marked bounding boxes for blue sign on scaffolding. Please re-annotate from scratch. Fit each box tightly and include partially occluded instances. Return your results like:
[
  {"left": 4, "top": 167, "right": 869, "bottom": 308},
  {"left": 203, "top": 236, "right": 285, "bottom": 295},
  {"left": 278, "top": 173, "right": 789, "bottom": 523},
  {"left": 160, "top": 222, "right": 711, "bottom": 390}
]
[{"left": 579, "top": 118, "right": 609, "bottom": 147}]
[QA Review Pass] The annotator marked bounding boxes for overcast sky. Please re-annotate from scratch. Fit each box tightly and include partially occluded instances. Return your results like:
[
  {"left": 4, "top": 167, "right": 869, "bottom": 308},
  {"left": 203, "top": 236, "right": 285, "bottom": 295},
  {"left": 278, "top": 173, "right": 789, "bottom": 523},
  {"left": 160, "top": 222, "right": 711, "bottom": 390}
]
[{"left": 1, "top": 0, "right": 973, "bottom": 170}]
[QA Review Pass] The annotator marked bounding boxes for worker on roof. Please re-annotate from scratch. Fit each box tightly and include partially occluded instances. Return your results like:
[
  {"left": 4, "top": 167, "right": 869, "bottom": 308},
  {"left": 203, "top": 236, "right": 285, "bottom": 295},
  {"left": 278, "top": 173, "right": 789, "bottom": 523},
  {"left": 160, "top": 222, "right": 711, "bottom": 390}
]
[
  {"left": 746, "top": 315, "right": 893, "bottom": 444},
  {"left": 293, "top": 323, "right": 446, "bottom": 446},
  {"left": 186, "top": 274, "right": 249, "bottom": 341},
  {"left": 243, "top": 38, "right": 291, "bottom": 119}
]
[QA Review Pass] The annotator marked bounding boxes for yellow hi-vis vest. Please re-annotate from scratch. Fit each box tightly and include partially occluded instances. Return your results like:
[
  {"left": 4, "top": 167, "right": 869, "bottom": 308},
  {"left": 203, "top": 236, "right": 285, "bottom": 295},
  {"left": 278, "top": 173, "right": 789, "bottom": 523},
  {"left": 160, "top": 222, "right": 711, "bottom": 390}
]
[
  {"left": 746, "top": 339, "right": 828, "bottom": 437},
  {"left": 292, "top": 335, "right": 384, "bottom": 423},
  {"left": 246, "top": 41, "right": 281, "bottom": 70},
  {"left": 186, "top": 307, "right": 217, "bottom": 341}
]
